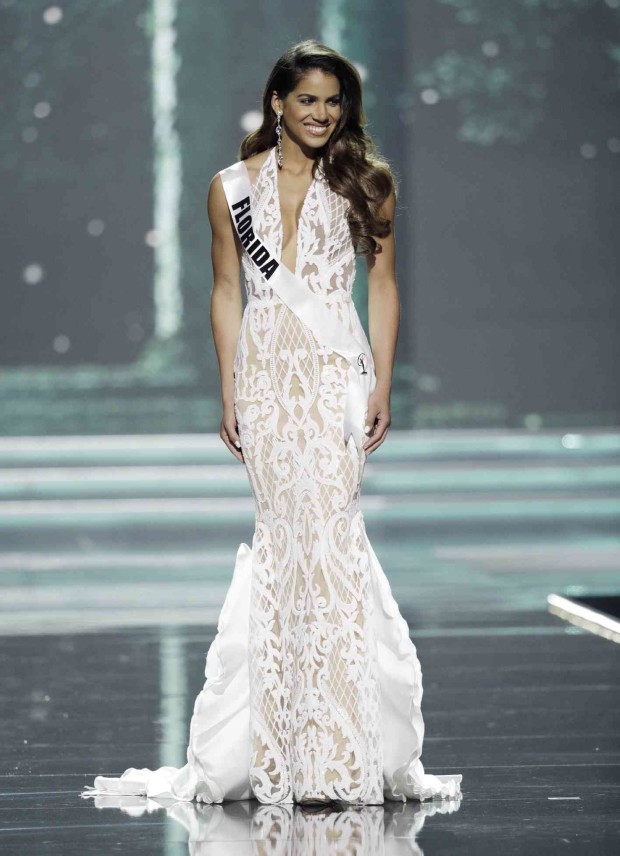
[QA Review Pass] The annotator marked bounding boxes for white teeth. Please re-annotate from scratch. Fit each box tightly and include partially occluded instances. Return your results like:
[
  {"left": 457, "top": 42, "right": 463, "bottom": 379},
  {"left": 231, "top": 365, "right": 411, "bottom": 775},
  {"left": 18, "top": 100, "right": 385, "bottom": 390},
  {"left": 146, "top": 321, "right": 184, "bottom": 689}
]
[{"left": 305, "top": 124, "right": 328, "bottom": 135}]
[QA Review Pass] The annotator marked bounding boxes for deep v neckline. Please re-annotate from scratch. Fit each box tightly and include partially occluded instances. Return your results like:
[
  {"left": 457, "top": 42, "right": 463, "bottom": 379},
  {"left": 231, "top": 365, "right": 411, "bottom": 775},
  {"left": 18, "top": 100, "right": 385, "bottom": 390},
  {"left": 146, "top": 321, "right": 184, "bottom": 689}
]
[
  {"left": 271, "top": 146, "right": 321, "bottom": 277},
  {"left": 240, "top": 146, "right": 322, "bottom": 278}
]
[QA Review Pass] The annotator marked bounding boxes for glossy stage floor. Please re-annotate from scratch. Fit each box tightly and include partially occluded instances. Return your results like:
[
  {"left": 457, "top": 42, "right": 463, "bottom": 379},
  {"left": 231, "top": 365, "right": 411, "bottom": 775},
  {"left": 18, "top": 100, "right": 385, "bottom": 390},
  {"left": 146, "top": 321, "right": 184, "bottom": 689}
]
[{"left": 1, "top": 430, "right": 619, "bottom": 854}]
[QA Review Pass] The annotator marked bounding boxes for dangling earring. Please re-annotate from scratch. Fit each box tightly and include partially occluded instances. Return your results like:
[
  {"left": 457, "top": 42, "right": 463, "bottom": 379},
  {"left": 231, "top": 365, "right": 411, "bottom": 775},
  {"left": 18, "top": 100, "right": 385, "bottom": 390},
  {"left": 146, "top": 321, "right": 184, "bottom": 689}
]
[{"left": 276, "top": 110, "right": 283, "bottom": 169}]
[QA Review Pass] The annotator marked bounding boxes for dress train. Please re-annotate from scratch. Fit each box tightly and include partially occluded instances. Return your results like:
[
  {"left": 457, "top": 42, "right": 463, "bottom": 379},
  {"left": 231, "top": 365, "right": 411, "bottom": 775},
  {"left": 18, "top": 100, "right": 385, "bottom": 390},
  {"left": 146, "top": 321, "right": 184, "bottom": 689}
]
[{"left": 83, "top": 524, "right": 462, "bottom": 805}]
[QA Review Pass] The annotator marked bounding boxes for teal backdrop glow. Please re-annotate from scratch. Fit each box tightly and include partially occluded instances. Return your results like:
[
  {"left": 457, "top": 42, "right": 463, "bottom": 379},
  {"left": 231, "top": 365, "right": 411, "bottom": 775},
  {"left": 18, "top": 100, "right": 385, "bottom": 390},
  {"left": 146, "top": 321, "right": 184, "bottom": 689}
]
[{"left": 1, "top": 0, "right": 619, "bottom": 434}]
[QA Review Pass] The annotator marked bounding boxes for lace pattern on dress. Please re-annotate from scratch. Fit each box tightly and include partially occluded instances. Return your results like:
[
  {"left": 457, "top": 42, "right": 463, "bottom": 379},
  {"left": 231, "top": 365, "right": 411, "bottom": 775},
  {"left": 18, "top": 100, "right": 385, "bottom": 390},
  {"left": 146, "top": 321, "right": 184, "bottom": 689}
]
[{"left": 234, "top": 146, "right": 383, "bottom": 804}]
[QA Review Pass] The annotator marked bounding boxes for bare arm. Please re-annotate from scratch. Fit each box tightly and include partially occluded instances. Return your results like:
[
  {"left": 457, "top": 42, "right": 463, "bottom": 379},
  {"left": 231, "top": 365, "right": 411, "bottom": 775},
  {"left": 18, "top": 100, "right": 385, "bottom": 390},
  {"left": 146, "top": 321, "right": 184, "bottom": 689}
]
[
  {"left": 207, "top": 173, "right": 244, "bottom": 463},
  {"left": 363, "top": 188, "right": 400, "bottom": 455}
]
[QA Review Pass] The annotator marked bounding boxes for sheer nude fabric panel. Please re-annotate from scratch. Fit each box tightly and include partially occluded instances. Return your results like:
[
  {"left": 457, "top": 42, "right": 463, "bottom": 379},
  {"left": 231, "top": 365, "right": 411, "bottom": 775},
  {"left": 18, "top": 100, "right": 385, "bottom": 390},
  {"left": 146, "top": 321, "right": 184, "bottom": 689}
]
[{"left": 233, "top": 148, "right": 383, "bottom": 803}]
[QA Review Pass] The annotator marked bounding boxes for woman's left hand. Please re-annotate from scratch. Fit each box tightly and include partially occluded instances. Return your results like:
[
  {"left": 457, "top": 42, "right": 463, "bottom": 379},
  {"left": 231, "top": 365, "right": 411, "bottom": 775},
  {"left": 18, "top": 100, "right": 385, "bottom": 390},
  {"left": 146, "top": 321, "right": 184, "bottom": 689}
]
[{"left": 363, "top": 387, "right": 391, "bottom": 456}]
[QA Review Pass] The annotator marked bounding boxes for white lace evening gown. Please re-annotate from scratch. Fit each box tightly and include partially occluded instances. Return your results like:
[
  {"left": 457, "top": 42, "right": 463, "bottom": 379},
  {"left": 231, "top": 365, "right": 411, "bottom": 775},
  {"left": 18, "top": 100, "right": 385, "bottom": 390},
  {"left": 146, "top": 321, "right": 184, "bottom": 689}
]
[{"left": 84, "top": 146, "right": 462, "bottom": 806}]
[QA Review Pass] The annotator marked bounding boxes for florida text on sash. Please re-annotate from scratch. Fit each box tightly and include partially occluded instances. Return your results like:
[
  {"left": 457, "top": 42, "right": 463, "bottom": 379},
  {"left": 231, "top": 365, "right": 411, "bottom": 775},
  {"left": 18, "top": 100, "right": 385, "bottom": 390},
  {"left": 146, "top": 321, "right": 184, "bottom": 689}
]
[{"left": 230, "top": 195, "right": 279, "bottom": 281}]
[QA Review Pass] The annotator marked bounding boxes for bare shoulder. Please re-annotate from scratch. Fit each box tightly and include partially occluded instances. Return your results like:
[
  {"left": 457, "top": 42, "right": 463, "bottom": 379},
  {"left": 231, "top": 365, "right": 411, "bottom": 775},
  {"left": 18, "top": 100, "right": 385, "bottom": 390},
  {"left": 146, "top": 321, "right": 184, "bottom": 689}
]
[
  {"left": 208, "top": 148, "right": 270, "bottom": 195},
  {"left": 241, "top": 148, "right": 271, "bottom": 182},
  {"left": 207, "top": 148, "right": 271, "bottom": 229}
]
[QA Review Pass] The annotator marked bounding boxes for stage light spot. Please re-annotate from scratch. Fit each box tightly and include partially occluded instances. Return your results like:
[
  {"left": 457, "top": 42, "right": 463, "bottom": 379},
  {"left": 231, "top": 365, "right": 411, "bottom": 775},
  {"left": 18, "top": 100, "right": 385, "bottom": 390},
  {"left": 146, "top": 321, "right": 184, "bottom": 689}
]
[
  {"left": 240, "top": 110, "right": 262, "bottom": 133},
  {"left": 23, "top": 71, "right": 41, "bottom": 88},
  {"left": 524, "top": 413, "right": 542, "bottom": 430},
  {"left": 580, "top": 143, "right": 596, "bottom": 159},
  {"left": 43, "top": 6, "right": 63, "bottom": 25},
  {"left": 421, "top": 88, "right": 439, "bottom": 105},
  {"left": 23, "top": 264, "right": 44, "bottom": 284},
  {"left": 53, "top": 334, "right": 71, "bottom": 354},
  {"left": 22, "top": 127, "right": 39, "bottom": 143},
  {"left": 87, "top": 219, "right": 105, "bottom": 237},
  {"left": 34, "top": 101, "right": 51, "bottom": 119},
  {"left": 482, "top": 41, "right": 499, "bottom": 58},
  {"left": 561, "top": 434, "right": 582, "bottom": 449},
  {"left": 607, "top": 137, "right": 620, "bottom": 153},
  {"left": 145, "top": 229, "right": 160, "bottom": 247}
]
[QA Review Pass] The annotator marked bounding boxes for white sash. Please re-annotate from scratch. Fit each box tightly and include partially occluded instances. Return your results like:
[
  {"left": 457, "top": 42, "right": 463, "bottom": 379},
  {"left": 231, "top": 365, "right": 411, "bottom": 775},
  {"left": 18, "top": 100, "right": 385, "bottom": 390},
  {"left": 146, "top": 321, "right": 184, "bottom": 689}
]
[{"left": 218, "top": 157, "right": 376, "bottom": 450}]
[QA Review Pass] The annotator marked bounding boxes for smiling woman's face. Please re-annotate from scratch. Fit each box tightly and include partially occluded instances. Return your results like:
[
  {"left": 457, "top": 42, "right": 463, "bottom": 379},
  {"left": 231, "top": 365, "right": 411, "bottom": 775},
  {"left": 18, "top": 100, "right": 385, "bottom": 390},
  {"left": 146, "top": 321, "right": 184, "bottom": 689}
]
[{"left": 272, "top": 68, "right": 342, "bottom": 149}]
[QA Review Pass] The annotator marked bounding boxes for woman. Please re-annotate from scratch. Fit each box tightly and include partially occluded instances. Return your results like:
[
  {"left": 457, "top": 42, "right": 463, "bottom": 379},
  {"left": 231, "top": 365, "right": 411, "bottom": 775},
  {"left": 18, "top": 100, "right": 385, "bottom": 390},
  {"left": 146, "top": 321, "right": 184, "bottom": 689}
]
[{"left": 84, "top": 40, "right": 462, "bottom": 807}]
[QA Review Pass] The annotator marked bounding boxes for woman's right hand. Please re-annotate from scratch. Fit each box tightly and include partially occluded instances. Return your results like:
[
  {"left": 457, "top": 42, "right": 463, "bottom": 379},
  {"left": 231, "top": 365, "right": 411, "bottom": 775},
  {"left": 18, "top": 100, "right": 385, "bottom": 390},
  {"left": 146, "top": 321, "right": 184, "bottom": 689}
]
[{"left": 220, "top": 407, "right": 244, "bottom": 463}]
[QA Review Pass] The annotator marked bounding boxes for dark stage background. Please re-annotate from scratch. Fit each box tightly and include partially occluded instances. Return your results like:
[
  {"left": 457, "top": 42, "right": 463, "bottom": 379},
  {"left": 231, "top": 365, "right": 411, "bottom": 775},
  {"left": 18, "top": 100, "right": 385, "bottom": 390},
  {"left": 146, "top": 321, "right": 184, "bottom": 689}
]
[{"left": 1, "top": 0, "right": 619, "bottom": 434}]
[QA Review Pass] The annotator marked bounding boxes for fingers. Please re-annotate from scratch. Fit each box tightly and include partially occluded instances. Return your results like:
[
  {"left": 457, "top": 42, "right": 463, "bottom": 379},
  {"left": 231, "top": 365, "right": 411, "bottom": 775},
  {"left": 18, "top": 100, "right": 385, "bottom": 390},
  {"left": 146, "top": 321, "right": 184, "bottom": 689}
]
[
  {"left": 362, "top": 405, "right": 379, "bottom": 454},
  {"left": 221, "top": 419, "right": 244, "bottom": 463},
  {"left": 364, "top": 405, "right": 379, "bottom": 440},
  {"left": 362, "top": 413, "right": 390, "bottom": 456}
]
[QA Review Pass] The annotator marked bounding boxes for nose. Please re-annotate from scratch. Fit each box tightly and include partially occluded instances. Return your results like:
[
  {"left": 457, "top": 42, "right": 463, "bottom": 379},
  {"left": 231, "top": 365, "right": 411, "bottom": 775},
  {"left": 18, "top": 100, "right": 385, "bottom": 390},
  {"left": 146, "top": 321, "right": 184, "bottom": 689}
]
[{"left": 312, "top": 103, "right": 328, "bottom": 122}]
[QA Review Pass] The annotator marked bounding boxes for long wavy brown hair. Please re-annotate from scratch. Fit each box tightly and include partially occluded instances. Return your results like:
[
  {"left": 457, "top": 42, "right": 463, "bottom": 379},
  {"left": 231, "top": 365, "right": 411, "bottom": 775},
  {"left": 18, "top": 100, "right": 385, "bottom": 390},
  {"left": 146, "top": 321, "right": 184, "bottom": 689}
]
[{"left": 239, "top": 40, "right": 398, "bottom": 257}]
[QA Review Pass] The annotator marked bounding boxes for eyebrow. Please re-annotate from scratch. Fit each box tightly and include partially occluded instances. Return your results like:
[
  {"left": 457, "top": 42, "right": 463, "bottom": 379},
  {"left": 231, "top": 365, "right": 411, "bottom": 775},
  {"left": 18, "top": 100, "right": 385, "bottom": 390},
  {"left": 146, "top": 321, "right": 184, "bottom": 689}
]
[{"left": 296, "top": 92, "right": 341, "bottom": 98}]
